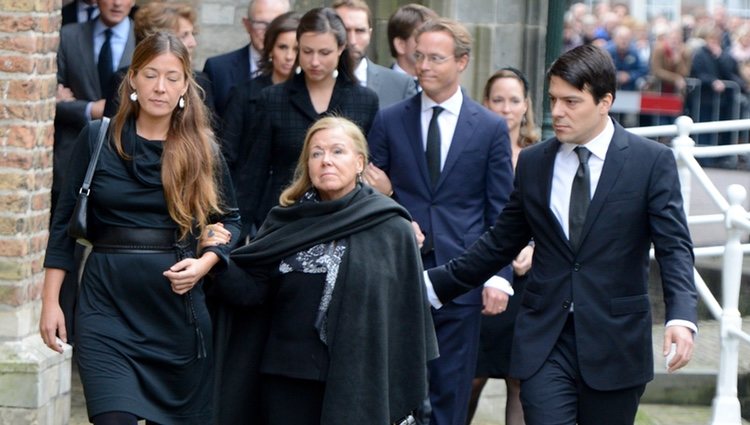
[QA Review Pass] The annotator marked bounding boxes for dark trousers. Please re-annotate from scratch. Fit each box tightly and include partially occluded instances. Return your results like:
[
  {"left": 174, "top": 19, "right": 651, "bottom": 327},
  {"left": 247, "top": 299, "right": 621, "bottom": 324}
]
[
  {"left": 426, "top": 302, "right": 482, "bottom": 425},
  {"left": 520, "top": 315, "right": 646, "bottom": 425}
]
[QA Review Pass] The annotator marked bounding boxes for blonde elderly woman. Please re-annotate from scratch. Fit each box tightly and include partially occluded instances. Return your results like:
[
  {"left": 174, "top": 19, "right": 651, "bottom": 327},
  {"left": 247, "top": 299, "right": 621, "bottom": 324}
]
[{"left": 204, "top": 116, "right": 437, "bottom": 425}]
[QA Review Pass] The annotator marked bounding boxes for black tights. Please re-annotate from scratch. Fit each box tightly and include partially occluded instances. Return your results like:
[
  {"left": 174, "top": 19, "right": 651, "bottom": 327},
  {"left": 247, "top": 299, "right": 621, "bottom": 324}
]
[{"left": 92, "top": 411, "right": 161, "bottom": 425}]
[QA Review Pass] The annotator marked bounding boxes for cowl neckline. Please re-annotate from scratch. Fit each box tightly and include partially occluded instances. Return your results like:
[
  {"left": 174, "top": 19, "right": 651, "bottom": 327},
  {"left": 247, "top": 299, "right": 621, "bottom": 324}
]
[{"left": 120, "top": 117, "right": 164, "bottom": 187}]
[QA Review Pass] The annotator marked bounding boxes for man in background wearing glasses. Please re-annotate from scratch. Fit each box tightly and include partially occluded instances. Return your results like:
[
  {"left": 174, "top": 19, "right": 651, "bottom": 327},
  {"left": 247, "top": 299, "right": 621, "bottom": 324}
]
[
  {"left": 203, "top": 0, "right": 290, "bottom": 117},
  {"left": 368, "top": 18, "right": 514, "bottom": 425}
]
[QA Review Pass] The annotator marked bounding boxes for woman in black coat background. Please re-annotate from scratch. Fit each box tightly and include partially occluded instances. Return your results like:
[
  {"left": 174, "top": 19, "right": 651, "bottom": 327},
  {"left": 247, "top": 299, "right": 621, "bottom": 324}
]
[{"left": 237, "top": 7, "right": 379, "bottom": 230}]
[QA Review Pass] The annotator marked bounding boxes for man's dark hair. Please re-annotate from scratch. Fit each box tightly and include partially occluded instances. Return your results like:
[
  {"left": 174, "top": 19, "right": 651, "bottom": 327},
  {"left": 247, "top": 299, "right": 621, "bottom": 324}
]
[
  {"left": 547, "top": 44, "right": 617, "bottom": 103},
  {"left": 386, "top": 4, "right": 438, "bottom": 58}
]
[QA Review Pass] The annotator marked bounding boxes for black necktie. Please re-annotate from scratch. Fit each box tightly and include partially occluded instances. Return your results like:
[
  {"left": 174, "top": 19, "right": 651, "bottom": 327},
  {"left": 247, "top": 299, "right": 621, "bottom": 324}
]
[
  {"left": 569, "top": 146, "right": 592, "bottom": 250},
  {"left": 426, "top": 106, "right": 444, "bottom": 187},
  {"left": 86, "top": 6, "right": 96, "bottom": 21},
  {"left": 98, "top": 28, "right": 113, "bottom": 97}
]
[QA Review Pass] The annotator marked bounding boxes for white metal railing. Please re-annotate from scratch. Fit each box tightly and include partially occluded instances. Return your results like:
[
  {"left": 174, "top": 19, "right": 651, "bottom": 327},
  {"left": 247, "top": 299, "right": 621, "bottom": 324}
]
[{"left": 630, "top": 115, "right": 750, "bottom": 425}]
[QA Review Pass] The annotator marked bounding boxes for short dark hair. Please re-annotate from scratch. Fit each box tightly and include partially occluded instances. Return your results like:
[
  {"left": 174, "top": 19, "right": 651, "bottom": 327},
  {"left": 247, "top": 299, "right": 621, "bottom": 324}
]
[
  {"left": 547, "top": 44, "right": 616, "bottom": 103},
  {"left": 386, "top": 3, "right": 438, "bottom": 58}
]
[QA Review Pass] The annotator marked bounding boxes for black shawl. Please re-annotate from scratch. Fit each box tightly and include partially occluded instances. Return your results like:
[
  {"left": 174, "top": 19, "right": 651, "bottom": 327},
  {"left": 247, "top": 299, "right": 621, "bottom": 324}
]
[{"left": 230, "top": 185, "right": 438, "bottom": 424}]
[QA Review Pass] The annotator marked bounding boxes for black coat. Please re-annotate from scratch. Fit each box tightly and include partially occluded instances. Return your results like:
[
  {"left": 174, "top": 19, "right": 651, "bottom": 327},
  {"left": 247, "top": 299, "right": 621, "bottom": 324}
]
[
  {"left": 237, "top": 72, "right": 379, "bottom": 227},
  {"left": 212, "top": 185, "right": 438, "bottom": 425}
]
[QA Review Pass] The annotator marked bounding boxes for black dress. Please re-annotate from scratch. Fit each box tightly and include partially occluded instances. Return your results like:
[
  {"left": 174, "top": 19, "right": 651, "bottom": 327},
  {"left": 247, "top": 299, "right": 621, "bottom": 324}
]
[
  {"left": 44, "top": 117, "right": 240, "bottom": 424},
  {"left": 237, "top": 72, "right": 379, "bottom": 228}
]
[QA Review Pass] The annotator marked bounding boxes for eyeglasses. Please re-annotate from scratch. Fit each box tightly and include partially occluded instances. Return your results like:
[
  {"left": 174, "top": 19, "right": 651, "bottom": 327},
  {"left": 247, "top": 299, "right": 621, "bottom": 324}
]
[
  {"left": 413, "top": 52, "right": 453, "bottom": 65},
  {"left": 250, "top": 19, "right": 270, "bottom": 31}
]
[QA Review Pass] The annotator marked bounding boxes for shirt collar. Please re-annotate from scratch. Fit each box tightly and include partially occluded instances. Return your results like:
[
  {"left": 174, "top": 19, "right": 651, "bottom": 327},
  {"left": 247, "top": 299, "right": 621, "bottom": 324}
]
[
  {"left": 421, "top": 86, "right": 463, "bottom": 116},
  {"left": 559, "top": 116, "right": 614, "bottom": 161},
  {"left": 354, "top": 58, "right": 368, "bottom": 86},
  {"left": 95, "top": 15, "right": 130, "bottom": 39}
]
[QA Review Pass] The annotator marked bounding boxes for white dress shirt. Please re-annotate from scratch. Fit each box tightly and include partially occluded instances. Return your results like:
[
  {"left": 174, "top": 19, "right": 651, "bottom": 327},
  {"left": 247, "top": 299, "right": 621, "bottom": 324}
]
[{"left": 354, "top": 58, "right": 368, "bottom": 87}]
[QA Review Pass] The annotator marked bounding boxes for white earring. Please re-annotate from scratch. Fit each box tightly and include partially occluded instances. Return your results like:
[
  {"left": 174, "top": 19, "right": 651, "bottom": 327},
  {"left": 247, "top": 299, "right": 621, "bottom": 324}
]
[
  {"left": 129, "top": 91, "right": 137, "bottom": 102},
  {"left": 332, "top": 69, "right": 339, "bottom": 79},
  {"left": 178, "top": 96, "right": 185, "bottom": 108},
  {"left": 295, "top": 66, "right": 302, "bottom": 75}
]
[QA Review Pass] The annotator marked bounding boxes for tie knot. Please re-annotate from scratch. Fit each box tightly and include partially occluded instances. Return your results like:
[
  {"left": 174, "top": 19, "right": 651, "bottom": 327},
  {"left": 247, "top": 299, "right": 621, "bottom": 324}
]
[
  {"left": 432, "top": 106, "right": 444, "bottom": 117},
  {"left": 86, "top": 6, "right": 96, "bottom": 21},
  {"left": 574, "top": 146, "right": 591, "bottom": 164},
  {"left": 104, "top": 28, "right": 112, "bottom": 40}
]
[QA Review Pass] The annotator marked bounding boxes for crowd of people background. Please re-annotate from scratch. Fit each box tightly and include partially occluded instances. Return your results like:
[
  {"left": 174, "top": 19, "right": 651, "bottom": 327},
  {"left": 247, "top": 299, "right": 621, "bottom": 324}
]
[{"left": 40, "top": 0, "right": 702, "bottom": 424}]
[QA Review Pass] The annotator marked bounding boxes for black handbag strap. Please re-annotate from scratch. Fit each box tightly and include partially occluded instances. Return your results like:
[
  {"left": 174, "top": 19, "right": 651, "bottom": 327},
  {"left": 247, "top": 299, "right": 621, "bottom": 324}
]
[{"left": 79, "top": 117, "right": 110, "bottom": 196}]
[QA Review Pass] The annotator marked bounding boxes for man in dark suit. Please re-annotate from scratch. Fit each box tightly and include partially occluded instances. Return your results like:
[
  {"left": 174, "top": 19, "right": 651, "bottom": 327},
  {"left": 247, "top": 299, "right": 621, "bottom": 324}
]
[
  {"left": 202, "top": 0, "right": 289, "bottom": 117},
  {"left": 54, "top": 0, "right": 136, "bottom": 340},
  {"left": 426, "top": 44, "right": 698, "bottom": 425},
  {"left": 367, "top": 18, "right": 514, "bottom": 425},
  {"left": 332, "top": 0, "right": 416, "bottom": 108},
  {"left": 61, "top": 0, "right": 98, "bottom": 26}
]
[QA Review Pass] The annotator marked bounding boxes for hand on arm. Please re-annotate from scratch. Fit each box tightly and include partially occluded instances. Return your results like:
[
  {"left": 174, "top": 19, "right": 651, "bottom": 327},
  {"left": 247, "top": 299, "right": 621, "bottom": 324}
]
[
  {"left": 198, "top": 222, "right": 232, "bottom": 252},
  {"left": 410, "top": 220, "right": 425, "bottom": 248},
  {"left": 163, "top": 251, "right": 221, "bottom": 295},
  {"left": 363, "top": 163, "right": 393, "bottom": 196},
  {"left": 512, "top": 244, "right": 534, "bottom": 276},
  {"left": 39, "top": 268, "right": 68, "bottom": 353}
]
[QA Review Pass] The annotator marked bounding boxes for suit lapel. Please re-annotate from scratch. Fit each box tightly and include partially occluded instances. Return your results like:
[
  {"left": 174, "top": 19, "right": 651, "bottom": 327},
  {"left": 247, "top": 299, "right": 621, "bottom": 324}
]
[
  {"left": 118, "top": 20, "right": 135, "bottom": 69},
  {"left": 289, "top": 73, "right": 322, "bottom": 122},
  {"left": 365, "top": 59, "right": 381, "bottom": 93},
  {"left": 436, "top": 94, "right": 476, "bottom": 190},
  {"left": 231, "top": 46, "right": 251, "bottom": 83},
  {"left": 401, "top": 96, "right": 432, "bottom": 189},
  {"left": 80, "top": 21, "right": 99, "bottom": 95},
  {"left": 578, "top": 123, "right": 629, "bottom": 246}
]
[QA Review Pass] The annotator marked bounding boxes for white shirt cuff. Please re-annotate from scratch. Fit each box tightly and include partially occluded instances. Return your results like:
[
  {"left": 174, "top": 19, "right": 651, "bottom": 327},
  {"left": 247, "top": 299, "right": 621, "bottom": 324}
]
[
  {"left": 483, "top": 275, "right": 514, "bottom": 296},
  {"left": 85, "top": 101, "right": 94, "bottom": 120},
  {"left": 423, "top": 270, "right": 443, "bottom": 309},
  {"left": 666, "top": 319, "right": 697, "bottom": 334}
]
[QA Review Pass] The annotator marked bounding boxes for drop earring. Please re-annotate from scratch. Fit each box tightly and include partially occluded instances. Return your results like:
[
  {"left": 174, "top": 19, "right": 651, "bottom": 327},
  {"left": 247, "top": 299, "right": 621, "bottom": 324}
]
[
  {"left": 295, "top": 66, "right": 302, "bottom": 75},
  {"left": 332, "top": 69, "right": 339, "bottom": 79},
  {"left": 178, "top": 96, "right": 185, "bottom": 108},
  {"left": 129, "top": 91, "right": 137, "bottom": 102}
]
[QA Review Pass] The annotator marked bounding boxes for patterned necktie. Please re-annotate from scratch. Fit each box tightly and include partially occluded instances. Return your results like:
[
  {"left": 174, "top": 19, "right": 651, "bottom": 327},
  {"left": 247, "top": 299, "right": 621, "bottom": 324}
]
[
  {"left": 98, "top": 28, "right": 113, "bottom": 97},
  {"left": 569, "top": 146, "right": 592, "bottom": 250},
  {"left": 426, "top": 106, "right": 444, "bottom": 187}
]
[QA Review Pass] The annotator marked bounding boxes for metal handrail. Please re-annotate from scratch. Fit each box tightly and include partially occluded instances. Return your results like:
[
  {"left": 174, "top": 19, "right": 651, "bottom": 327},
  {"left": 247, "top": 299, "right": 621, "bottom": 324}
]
[{"left": 630, "top": 116, "right": 750, "bottom": 425}]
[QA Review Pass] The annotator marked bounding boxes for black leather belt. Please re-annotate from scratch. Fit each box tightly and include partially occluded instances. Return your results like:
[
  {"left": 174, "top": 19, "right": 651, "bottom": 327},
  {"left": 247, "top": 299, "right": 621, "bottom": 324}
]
[{"left": 90, "top": 226, "right": 176, "bottom": 253}]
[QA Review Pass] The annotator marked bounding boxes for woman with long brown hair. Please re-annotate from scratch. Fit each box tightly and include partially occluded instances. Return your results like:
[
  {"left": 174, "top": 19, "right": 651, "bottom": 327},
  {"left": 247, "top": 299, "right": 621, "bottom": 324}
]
[{"left": 39, "top": 32, "right": 240, "bottom": 425}]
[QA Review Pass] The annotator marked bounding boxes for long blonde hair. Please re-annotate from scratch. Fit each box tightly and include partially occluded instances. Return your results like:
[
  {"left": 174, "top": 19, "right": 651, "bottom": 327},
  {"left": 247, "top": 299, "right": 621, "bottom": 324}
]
[
  {"left": 279, "top": 116, "right": 369, "bottom": 206},
  {"left": 112, "top": 31, "right": 223, "bottom": 239}
]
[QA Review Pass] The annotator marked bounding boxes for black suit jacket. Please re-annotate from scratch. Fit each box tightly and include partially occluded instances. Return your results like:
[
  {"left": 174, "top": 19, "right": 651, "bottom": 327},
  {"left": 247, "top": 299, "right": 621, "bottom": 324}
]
[
  {"left": 238, "top": 72, "right": 379, "bottom": 226},
  {"left": 428, "top": 120, "right": 697, "bottom": 390},
  {"left": 203, "top": 45, "right": 251, "bottom": 118}
]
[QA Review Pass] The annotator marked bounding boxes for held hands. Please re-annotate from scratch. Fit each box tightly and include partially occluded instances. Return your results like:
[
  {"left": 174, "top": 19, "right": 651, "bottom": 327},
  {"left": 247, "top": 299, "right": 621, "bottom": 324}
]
[{"left": 663, "top": 325, "right": 694, "bottom": 373}]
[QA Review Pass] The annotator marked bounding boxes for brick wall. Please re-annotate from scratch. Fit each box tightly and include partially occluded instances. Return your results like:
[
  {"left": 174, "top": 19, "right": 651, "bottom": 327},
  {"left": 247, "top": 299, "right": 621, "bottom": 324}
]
[
  {"left": 0, "top": 0, "right": 72, "bottom": 423},
  {"left": 0, "top": 0, "right": 57, "bottom": 339}
]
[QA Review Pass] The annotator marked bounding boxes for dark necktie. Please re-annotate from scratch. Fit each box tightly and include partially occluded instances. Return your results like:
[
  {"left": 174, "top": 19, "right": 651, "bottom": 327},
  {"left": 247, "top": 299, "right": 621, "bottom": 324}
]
[
  {"left": 86, "top": 6, "right": 96, "bottom": 21},
  {"left": 98, "top": 28, "right": 113, "bottom": 97},
  {"left": 569, "top": 146, "right": 592, "bottom": 250},
  {"left": 426, "top": 106, "right": 444, "bottom": 187}
]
